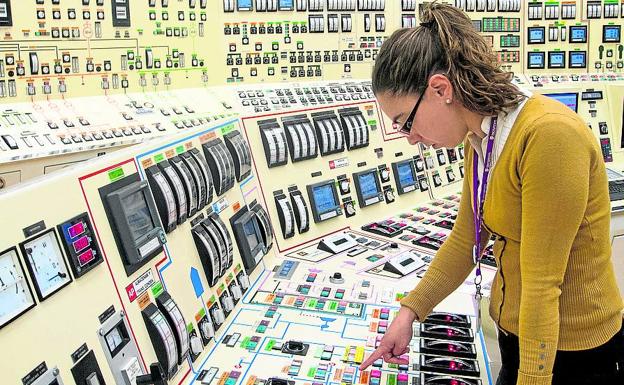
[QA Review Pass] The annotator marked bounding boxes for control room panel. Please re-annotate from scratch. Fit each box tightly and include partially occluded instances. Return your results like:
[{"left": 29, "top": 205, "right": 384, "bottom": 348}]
[{"left": 1, "top": 2, "right": 624, "bottom": 385}]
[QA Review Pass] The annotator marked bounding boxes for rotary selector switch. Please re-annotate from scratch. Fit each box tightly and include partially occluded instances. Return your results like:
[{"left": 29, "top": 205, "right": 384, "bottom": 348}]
[
  {"left": 380, "top": 168, "right": 390, "bottom": 183},
  {"left": 344, "top": 201, "right": 356, "bottom": 217},
  {"left": 339, "top": 179, "right": 350, "bottom": 194}
]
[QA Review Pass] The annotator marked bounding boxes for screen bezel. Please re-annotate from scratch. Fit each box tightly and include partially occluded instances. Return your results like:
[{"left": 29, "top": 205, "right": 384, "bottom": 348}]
[
  {"left": 569, "top": 25, "right": 587, "bottom": 43},
  {"left": 543, "top": 92, "right": 579, "bottom": 113},
  {"left": 527, "top": 27, "right": 545, "bottom": 44},
  {"left": 568, "top": 51, "right": 587, "bottom": 69},
  {"left": 392, "top": 159, "right": 418, "bottom": 195},
  {"left": 547, "top": 51, "right": 566, "bottom": 69},
  {"left": 306, "top": 179, "right": 341, "bottom": 222},
  {"left": 603, "top": 25, "right": 621, "bottom": 43},
  {"left": 353, "top": 168, "right": 383, "bottom": 208},
  {"left": 101, "top": 176, "right": 164, "bottom": 276},
  {"left": 527, "top": 52, "right": 545, "bottom": 69}
]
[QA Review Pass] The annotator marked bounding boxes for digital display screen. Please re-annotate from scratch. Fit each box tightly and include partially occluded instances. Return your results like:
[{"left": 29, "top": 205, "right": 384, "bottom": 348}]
[
  {"left": 528, "top": 52, "right": 545, "bottom": 69},
  {"left": 544, "top": 93, "right": 578, "bottom": 113},
  {"left": 581, "top": 91, "right": 603, "bottom": 101},
  {"left": 67, "top": 222, "right": 85, "bottom": 238},
  {"left": 72, "top": 235, "right": 91, "bottom": 253},
  {"left": 243, "top": 219, "right": 259, "bottom": 251},
  {"left": 548, "top": 52, "right": 565, "bottom": 68},
  {"left": 237, "top": 0, "right": 252, "bottom": 10},
  {"left": 122, "top": 191, "right": 155, "bottom": 241},
  {"left": 397, "top": 162, "right": 416, "bottom": 188},
  {"left": 569, "top": 26, "right": 587, "bottom": 43},
  {"left": 400, "top": 258, "right": 415, "bottom": 267},
  {"left": 78, "top": 249, "right": 96, "bottom": 267},
  {"left": 312, "top": 184, "right": 338, "bottom": 214},
  {"left": 603, "top": 25, "right": 621, "bottom": 43},
  {"left": 357, "top": 172, "right": 379, "bottom": 200},
  {"left": 528, "top": 27, "right": 545, "bottom": 44},
  {"left": 278, "top": 0, "right": 293, "bottom": 10},
  {"left": 569, "top": 51, "right": 587, "bottom": 68}
]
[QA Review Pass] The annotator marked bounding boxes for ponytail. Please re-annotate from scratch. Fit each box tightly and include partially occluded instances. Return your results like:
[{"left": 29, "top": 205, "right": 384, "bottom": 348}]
[{"left": 372, "top": 1, "right": 525, "bottom": 115}]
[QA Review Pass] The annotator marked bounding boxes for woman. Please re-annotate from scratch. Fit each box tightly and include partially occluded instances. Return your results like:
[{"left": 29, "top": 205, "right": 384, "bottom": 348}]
[{"left": 359, "top": 2, "right": 624, "bottom": 385}]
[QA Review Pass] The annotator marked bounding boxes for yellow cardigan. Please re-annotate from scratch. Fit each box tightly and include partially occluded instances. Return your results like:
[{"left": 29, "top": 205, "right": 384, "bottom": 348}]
[{"left": 401, "top": 94, "right": 623, "bottom": 385}]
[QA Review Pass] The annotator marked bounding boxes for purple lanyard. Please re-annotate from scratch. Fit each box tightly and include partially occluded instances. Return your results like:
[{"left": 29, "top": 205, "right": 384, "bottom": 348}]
[{"left": 472, "top": 117, "right": 498, "bottom": 276}]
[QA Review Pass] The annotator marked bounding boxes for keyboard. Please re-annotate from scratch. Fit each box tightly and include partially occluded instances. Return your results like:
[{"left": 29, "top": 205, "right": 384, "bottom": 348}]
[{"left": 609, "top": 181, "right": 624, "bottom": 201}]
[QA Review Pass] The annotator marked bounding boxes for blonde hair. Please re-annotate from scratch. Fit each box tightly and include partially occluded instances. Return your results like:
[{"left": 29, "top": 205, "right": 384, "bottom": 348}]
[{"left": 372, "top": 1, "right": 525, "bottom": 115}]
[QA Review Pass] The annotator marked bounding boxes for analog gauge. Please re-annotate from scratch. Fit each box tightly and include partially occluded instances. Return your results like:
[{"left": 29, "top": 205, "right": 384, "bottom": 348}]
[
  {"left": 20, "top": 229, "right": 72, "bottom": 301},
  {"left": 0, "top": 247, "right": 36, "bottom": 329}
]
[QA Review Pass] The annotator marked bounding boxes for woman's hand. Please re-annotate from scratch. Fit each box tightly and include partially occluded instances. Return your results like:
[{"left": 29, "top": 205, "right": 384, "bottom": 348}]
[{"left": 359, "top": 306, "right": 417, "bottom": 370}]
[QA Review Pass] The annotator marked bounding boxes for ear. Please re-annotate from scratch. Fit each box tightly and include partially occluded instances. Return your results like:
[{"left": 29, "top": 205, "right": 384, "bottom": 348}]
[{"left": 428, "top": 74, "right": 453, "bottom": 102}]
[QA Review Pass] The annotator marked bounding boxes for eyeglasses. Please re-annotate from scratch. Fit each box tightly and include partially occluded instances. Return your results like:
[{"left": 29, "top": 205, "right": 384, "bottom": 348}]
[{"left": 395, "top": 86, "right": 427, "bottom": 135}]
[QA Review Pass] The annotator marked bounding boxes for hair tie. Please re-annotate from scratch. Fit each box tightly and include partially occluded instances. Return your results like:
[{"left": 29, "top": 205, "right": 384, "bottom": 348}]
[{"left": 420, "top": 20, "right": 434, "bottom": 29}]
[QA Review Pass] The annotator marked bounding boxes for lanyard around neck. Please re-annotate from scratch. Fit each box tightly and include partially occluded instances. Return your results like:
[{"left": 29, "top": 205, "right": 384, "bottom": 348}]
[{"left": 472, "top": 117, "right": 498, "bottom": 274}]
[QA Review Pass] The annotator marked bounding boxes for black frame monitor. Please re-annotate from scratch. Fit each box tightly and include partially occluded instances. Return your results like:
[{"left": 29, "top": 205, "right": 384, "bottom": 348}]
[
  {"left": 352, "top": 168, "right": 383, "bottom": 208},
  {"left": 230, "top": 207, "right": 266, "bottom": 275},
  {"left": 527, "top": 51, "right": 545, "bottom": 69},
  {"left": 547, "top": 51, "right": 566, "bottom": 69},
  {"left": 569, "top": 51, "right": 587, "bottom": 69},
  {"left": 527, "top": 27, "right": 545, "bottom": 44},
  {"left": 306, "top": 179, "right": 342, "bottom": 223},
  {"left": 100, "top": 174, "right": 165, "bottom": 276},
  {"left": 569, "top": 25, "right": 587, "bottom": 43},
  {"left": 543, "top": 92, "right": 579, "bottom": 113},
  {"left": 392, "top": 160, "right": 419, "bottom": 195},
  {"left": 603, "top": 25, "right": 621, "bottom": 43}
]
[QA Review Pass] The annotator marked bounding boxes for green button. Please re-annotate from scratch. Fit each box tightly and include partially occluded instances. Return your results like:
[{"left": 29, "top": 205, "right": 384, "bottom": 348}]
[
  {"left": 335, "top": 292, "right": 344, "bottom": 299},
  {"left": 225, "top": 379, "right": 237, "bottom": 385},
  {"left": 307, "top": 368, "right": 316, "bottom": 377},
  {"left": 329, "top": 301, "right": 338, "bottom": 311},
  {"left": 387, "top": 374, "right": 397, "bottom": 385}
]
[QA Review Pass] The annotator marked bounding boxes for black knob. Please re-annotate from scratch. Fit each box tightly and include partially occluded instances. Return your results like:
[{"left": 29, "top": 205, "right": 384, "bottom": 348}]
[
  {"left": 390, "top": 243, "right": 399, "bottom": 249},
  {"left": 333, "top": 272, "right": 342, "bottom": 280}
]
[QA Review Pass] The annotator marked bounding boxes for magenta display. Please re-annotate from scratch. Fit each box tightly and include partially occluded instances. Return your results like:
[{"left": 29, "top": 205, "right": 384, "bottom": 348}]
[
  {"left": 67, "top": 221, "right": 85, "bottom": 238},
  {"left": 72, "top": 235, "right": 91, "bottom": 253},
  {"left": 77, "top": 249, "right": 96, "bottom": 267}
]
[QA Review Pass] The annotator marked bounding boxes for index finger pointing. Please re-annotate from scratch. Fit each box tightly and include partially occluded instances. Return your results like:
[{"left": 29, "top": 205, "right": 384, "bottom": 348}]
[{"left": 359, "top": 346, "right": 388, "bottom": 370}]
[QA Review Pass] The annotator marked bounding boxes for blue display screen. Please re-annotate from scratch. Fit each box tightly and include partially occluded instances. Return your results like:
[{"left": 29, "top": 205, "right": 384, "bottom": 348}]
[
  {"left": 237, "top": 0, "right": 252, "bottom": 10},
  {"left": 570, "top": 26, "right": 587, "bottom": 43},
  {"left": 549, "top": 52, "right": 565, "bottom": 68},
  {"left": 358, "top": 172, "right": 379, "bottom": 200},
  {"left": 312, "top": 184, "right": 337, "bottom": 214},
  {"left": 570, "top": 51, "right": 586, "bottom": 68},
  {"left": 398, "top": 163, "right": 416, "bottom": 188},
  {"left": 544, "top": 93, "right": 578, "bottom": 113},
  {"left": 603, "top": 26, "right": 621, "bottom": 42},
  {"left": 528, "top": 52, "right": 545, "bottom": 68},
  {"left": 279, "top": 0, "right": 293, "bottom": 9},
  {"left": 528, "top": 28, "right": 544, "bottom": 43}
]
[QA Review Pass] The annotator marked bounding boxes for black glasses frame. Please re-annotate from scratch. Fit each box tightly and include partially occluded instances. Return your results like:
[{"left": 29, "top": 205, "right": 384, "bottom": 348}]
[{"left": 398, "top": 86, "right": 427, "bottom": 135}]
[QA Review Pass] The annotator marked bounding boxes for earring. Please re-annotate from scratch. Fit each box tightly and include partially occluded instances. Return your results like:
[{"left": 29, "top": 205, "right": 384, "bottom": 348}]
[{"left": 445, "top": 99, "right": 452, "bottom": 104}]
